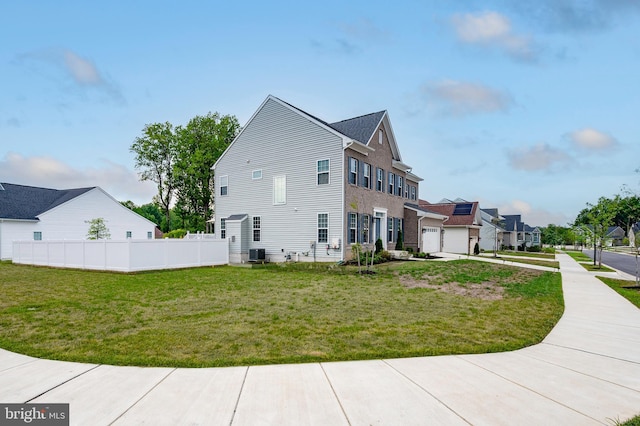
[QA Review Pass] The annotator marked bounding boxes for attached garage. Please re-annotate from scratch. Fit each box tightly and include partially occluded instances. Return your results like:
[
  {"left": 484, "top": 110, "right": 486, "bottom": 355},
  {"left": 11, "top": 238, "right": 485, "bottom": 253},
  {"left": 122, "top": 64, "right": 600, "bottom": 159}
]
[
  {"left": 422, "top": 226, "right": 441, "bottom": 254},
  {"left": 403, "top": 203, "right": 448, "bottom": 254}
]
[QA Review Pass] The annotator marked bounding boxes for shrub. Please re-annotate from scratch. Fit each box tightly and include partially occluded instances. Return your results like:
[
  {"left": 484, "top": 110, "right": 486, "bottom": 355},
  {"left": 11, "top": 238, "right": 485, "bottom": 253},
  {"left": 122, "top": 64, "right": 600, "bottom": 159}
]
[
  {"left": 375, "top": 238, "right": 383, "bottom": 254},
  {"left": 527, "top": 245, "right": 541, "bottom": 252},
  {"left": 395, "top": 230, "right": 404, "bottom": 250},
  {"left": 473, "top": 242, "right": 480, "bottom": 255},
  {"left": 165, "top": 229, "right": 187, "bottom": 239}
]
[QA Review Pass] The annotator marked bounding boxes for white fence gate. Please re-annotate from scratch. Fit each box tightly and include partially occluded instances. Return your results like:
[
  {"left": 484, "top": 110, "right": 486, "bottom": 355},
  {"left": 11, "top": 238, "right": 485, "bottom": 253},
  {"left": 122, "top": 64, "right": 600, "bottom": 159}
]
[{"left": 12, "top": 239, "right": 229, "bottom": 272}]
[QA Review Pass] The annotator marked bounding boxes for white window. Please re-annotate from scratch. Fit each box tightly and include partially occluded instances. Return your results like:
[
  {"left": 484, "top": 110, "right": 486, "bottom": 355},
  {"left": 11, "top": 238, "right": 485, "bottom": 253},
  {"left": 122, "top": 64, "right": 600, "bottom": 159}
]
[
  {"left": 388, "top": 172, "right": 394, "bottom": 194},
  {"left": 126, "top": 231, "right": 132, "bottom": 239},
  {"left": 397, "top": 176, "right": 403, "bottom": 196},
  {"left": 147, "top": 231, "right": 153, "bottom": 239},
  {"left": 411, "top": 186, "right": 417, "bottom": 201},
  {"left": 378, "top": 129, "right": 383, "bottom": 144},
  {"left": 220, "top": 175, "right": 228, "bottom": 196},
  {"left": 33, "top": 231, "right": 42, "bottom": 241},
  {"left": 388, "top": 217, "right": 394, "bottom": 242},
  {"left": 317, "top": 159, "right": 329, "bottom": 185},
  {"left": 220, "top": 218, "right": 226, "bottom": 239},
  {"left": 405, "top": 182, "right": 409, "bottom": 198},
  {"left": 349, "top": 213, "right": 357, "bottom": 243},
  {"left": 363, "top": 163, "right": 371, "bottom": 189},
  {"left": 253, "top": 216, "right": 261, "bottom": 242},
  {"left": 252, "top": 169, "right": 262, "bottom": 180},
  {"left": 376, "top": 168, "right": 384, "bottom": 192},
  {"left": 362, "top": 214, "right": 370, "bottom": 244},
  {"left": 318, "top": 213, "right": 328, "bottom": 243},
  {"left": 273, "top": 175, "right": 286, "bottom": 205},
  {"left": 349, "top": 157, "right": 358, "bottom": 185}
]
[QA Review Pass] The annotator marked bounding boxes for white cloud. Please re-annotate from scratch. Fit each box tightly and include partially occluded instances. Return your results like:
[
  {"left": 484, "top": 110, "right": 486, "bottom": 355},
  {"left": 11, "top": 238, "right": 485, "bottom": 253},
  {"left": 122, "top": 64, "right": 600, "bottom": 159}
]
[
  {"left": 0, "top": 153, "right": 155, "bottom": 204},
  {"left": 17, "top": 48, "right": 125, "bottom": 104},
  {"left": 62, "top": 50, "right": 102, "bottom": 85},
  {"left": 507, "top": 143, "right": 571, "bottom": 171},
  {"left": 568, "top": 128, "right": 618, "bottom": 151},
  {"left": 422, "top": 80, "right": 514, "bottom": 117},
  {"left": 498, "top": 200, "right": 570, "bottom": 226},
  {"left": 451, "top": 11, "right": 538, "bottom": 62}
]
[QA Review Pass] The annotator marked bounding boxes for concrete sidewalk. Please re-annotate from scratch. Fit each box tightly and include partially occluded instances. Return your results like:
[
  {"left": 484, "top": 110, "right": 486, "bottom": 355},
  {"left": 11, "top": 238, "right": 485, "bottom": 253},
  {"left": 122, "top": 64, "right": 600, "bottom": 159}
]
[{"left": 1, "top": 253, "right": 639, "bottom": 425}]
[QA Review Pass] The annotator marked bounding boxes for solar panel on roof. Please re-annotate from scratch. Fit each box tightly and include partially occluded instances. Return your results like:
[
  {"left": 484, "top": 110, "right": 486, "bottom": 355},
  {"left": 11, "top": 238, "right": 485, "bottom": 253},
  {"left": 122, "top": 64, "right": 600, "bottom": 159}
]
[{"left": 453, "top": 203, "right": 473, "bottom": 215}]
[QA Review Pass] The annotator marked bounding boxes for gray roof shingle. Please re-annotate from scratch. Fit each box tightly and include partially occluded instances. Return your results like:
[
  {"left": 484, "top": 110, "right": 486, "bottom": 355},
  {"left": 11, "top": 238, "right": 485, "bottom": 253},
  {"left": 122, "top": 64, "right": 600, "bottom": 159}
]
[
  {"left": 0, "top": 182, "right": 94, "bottom": 220},
  {"left": 329, "top": 111, "right": 385, "bottom": 144}
]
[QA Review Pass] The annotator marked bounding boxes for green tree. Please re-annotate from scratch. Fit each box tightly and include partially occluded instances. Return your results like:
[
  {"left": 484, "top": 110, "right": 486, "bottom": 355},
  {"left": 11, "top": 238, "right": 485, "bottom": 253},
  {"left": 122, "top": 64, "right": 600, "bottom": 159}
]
[
  {"left": 584, "top": 197, "right": 616, "bottom": 267},
  {"left": 121, "top": 201, "right": 163, "bottom": 227},
  {"left": 86, "top": 218, "right": 111, "bottom": 240},
  {"left": 130, "top": 122, "right": 178, "bottom": 232},
  {"left": 173, "top": 113, "right": 240, "bottom": 231}
]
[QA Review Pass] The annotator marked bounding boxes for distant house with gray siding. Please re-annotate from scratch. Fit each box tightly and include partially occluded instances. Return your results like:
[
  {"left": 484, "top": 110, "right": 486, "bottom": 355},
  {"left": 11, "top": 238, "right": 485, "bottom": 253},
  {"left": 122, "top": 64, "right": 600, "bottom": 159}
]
[{"left": 212, "top": 95, "right": 446, "bottom": 263}]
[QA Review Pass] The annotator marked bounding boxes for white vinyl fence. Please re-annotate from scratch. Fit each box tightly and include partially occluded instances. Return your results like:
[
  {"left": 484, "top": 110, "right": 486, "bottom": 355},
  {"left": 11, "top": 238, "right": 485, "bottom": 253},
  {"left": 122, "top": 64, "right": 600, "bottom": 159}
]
[{"left": 12, "top": 239, "right": 229, "bottom": 272}]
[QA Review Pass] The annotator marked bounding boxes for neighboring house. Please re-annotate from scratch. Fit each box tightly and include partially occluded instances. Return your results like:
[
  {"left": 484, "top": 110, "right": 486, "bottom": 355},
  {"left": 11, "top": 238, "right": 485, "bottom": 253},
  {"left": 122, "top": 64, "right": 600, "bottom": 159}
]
[
  {"left": 606, "top": 226, "right": 625, "bottom": 246},
  {"left": 575, "top": 224, "right": 625, "bottom": 247},
  {"left": 418, "top": 199, "right": 482, "bottom": 255},
  {"left": 479, "top": 208, "right": 505, "bottom": 252},
  {"left": 501, "top": 214, "right": 540, "bottom": 249},
  {"left": 212, "top": 95, "right": 445, "bottom": 263},
  {"left": 0, "top": 182, "right": 157, "bottom": 260}
]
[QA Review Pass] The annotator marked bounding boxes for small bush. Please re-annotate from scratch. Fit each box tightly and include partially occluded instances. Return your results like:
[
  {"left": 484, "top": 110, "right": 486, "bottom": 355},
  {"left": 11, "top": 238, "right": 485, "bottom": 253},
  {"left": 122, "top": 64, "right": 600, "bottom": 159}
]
[
  {"left": 527, "top": 245, "right": 541, "bottom": 252},
  {"left": 395, "top": 231, "right": 404, "bottom": 250},
  {"left": 473, "top": 242, "right": 480, "bottom": 255},
  {"left": 165, "top": 229, "right": 187, "bottom": 239},
  {"left": 543, "top": 247, "right": 556, "bottom": 254},
  {"left": 375, "top": 238, "right": 383, "bottom": 254}
]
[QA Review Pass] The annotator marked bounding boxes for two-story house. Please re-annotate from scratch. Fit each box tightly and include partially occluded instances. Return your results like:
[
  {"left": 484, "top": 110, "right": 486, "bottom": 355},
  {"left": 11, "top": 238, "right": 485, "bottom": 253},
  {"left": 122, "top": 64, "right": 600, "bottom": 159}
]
[
  {"left": 212, "top": 95, "right": 446, "bottom": 263},
  {"left": 502, "top": 214, "right": 541, "bottom": 250}
]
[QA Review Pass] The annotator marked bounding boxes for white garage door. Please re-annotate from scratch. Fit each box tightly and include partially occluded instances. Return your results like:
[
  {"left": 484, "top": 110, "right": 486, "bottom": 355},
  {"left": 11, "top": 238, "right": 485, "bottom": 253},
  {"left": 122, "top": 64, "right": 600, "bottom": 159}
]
[{"left": 422, "top": 227, "right": 440, "bottom": 254}]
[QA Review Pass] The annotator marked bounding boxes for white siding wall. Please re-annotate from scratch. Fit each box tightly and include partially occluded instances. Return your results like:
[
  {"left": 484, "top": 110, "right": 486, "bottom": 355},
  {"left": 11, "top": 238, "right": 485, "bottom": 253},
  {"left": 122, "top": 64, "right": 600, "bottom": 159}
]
[
  {"left": 215, "top": 98, "right": 344, "bottom": 262},
  {"left": 1, "top": 188, "right": 156, "bottom": 260},
  {"left": 480, "top": 221, "right": 499, "bottom": 251},
  {"left": 0, "top": 221, "right": 37, "bottom": 260}
]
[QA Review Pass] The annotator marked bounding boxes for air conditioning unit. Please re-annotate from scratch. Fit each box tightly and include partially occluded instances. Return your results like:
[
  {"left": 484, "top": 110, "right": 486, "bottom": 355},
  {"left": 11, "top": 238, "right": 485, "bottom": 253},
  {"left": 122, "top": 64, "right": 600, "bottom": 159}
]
[{"left": 249, "top": 248, "right": 266, "bottom": 262}]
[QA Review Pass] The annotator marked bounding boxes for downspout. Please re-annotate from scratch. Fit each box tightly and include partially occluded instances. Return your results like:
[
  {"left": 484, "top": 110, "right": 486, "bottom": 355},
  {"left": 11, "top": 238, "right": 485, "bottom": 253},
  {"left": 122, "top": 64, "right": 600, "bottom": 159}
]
[
  {"left": 340, "top": 147, "right": 345, "bottom": 262},
  {"left": 417, "top": 216, "right": 422, "bottom": 252}
]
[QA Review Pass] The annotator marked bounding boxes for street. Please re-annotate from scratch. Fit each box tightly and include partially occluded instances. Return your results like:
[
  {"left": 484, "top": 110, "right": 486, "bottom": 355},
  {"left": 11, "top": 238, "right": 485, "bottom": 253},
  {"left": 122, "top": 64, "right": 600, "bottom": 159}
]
[{"left": 584, "top": 249, "right": 640, "bottom": 278}]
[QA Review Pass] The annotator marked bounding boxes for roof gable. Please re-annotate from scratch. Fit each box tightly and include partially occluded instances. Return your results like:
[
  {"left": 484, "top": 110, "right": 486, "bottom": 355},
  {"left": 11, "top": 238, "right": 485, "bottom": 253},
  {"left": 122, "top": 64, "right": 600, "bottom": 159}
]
[
  {"left": 329, "top": 111, "right": 385, "bottom": 145},
  {"left": 0, "top": 183, "right": 95, "bottom": 220}
]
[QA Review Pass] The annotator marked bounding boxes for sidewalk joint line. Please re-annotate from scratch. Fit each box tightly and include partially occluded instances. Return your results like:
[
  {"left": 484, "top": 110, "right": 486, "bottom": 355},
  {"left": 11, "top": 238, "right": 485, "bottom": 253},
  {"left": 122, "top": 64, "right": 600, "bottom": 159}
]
[
  {"left": 319, "top": 362, "right": 352, "bottom": 426},
  {"left": 382, "top": 359, "right": 473, "bottom": 425},
  {"left": 228, "top": 366, "right": 249, "bottom": 425},
  {"left": 25, "top": 363, "right": 101, "bottom": 403},
  {"left": 108, "top": 367, "right": 177, "bottom": 425},
  {"left": 458, "top": 356, "right": 605, "bottom": 424}
]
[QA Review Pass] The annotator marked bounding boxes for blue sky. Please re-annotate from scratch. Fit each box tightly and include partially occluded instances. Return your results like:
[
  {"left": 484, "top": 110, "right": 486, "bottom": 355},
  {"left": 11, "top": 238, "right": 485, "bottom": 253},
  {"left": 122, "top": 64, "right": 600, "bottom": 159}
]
[{"left": 1, "top": 0, "right": 639, "bottom": 226}]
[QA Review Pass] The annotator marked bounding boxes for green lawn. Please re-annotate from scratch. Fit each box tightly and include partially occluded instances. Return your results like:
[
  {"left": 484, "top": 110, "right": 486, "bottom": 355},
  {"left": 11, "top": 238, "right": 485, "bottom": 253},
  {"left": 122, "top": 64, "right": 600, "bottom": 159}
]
[
  {"left": 565, "top": 251, "right": 592, "bottom": 262},
  {"left": 597, "top": 276, "right": 640, "bottom": 309},
  {"left": 0, "top": 260, "right": 563, "bottom": 368},
  {"left": 495, "top": 251, "right": 556, "bottom": 260}
]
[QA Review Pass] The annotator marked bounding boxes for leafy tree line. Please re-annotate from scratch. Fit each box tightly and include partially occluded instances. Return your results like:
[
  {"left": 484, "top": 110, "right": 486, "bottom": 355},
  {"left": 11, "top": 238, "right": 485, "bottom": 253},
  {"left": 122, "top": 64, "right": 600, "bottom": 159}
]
[
  {"left": 129, "top": 112, "right": 240, "bottom": 232},
  {"left": 572, "top": 193, "right": 640, "bottom": 266}
]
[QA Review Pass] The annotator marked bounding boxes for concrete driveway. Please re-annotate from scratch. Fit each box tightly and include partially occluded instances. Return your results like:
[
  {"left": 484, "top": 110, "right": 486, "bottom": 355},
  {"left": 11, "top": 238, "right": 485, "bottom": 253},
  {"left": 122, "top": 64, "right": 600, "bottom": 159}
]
[{"left": 1, "top": 253, "right": 639, "bottom": 425}]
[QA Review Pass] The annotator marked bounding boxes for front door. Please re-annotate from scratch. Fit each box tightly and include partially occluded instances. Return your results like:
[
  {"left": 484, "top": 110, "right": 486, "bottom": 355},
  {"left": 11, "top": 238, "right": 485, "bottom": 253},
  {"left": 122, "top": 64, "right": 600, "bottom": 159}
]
[{"left": 374, "top": 210, "right": 387, "bottom": 250}]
